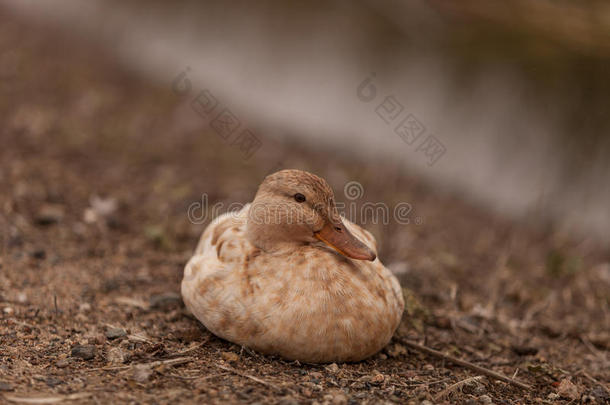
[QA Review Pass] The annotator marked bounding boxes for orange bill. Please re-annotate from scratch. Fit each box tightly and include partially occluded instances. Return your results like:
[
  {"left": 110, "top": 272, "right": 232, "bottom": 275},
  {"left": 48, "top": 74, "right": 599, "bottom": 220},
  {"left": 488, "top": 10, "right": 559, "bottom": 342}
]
[{"left": 314, "top": 221, "right": 376, "bottom": 261}]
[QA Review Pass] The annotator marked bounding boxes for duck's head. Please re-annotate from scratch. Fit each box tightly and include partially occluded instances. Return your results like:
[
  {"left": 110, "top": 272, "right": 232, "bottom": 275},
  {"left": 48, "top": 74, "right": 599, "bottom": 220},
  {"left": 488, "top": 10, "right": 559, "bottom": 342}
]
[{"left": 246, "top": 169, "right": 376, "bottom": 261}]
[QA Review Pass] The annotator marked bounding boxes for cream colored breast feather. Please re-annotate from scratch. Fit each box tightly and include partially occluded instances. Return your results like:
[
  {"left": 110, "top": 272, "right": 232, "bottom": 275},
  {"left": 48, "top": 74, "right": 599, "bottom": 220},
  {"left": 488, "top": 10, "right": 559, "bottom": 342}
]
[{"left": 181, "top": 169, "right": 404, "bottom": 363}]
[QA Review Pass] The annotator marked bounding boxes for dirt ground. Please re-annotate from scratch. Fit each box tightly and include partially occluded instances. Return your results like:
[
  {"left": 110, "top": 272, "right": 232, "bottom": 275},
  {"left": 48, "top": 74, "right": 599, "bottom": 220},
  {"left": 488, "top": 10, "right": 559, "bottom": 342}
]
[{"left": 1, "top": 13, "right": 609, "bottom": 405}]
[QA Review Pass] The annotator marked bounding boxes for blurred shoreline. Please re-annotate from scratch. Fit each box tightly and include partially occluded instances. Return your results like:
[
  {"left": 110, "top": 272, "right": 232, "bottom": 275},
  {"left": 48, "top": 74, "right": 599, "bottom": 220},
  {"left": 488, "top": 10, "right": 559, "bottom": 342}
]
[{"left": 3, "top": 0, "right": 609, "bottom": 243}]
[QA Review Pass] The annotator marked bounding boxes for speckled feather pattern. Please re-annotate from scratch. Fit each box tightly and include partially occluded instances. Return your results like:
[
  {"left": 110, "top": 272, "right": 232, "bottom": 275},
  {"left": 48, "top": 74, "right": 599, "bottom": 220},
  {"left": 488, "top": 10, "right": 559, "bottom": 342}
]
[
  {"left": 182, "top": 204, "right": 404, "bottom": 363},
  {"left": 182, "top": 170, "right": 404, "bottom": 363}
]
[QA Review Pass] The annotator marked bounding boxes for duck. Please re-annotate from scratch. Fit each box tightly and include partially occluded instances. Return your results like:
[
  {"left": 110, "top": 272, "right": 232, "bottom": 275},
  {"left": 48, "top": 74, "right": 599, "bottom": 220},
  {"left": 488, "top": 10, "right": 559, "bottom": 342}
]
[{"left": 181, "top": 169, "right": 404, "bottom": 363}]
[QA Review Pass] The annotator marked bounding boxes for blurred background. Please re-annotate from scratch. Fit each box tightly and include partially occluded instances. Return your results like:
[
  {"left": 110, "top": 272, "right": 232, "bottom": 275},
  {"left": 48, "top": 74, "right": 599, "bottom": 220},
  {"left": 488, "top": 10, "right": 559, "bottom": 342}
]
[
  {"left": 1, "top": 1, "right": 609, "bottom": 402},
  {"left": 4, "top": 0, "right": 610, "bottom": 242}
]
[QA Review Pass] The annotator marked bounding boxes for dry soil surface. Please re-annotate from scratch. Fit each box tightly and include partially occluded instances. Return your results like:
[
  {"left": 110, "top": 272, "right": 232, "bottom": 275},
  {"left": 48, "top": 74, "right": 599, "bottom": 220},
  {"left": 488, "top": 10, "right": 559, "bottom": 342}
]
[{"left": 0, "top": 13, "right": 608, "bottom": 405}]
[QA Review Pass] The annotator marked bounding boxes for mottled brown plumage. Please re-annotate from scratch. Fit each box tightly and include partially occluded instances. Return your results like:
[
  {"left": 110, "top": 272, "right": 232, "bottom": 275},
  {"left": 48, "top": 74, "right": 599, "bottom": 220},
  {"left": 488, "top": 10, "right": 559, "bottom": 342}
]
[{"left": 181, "top": 170, "right": 404, "bottom": 363}]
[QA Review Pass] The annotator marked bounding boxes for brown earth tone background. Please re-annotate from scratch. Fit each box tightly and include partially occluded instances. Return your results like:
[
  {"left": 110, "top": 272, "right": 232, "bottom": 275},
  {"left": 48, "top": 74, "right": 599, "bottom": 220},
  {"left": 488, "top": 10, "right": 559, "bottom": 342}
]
[{"left": 1, "top": 7, "right": 609, "bottom": 405}]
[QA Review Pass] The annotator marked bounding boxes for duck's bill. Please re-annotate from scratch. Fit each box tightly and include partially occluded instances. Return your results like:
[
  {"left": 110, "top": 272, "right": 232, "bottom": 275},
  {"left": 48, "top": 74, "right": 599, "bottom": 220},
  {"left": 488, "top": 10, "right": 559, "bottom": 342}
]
[{"left": 314, "top": 222, "right": 376, "bottom": 261}]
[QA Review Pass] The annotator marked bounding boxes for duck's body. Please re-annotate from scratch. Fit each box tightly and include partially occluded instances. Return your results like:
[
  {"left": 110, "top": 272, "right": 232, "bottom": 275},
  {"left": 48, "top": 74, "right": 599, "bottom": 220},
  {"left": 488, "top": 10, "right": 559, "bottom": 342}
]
[{"left": 181, "top": 170, "right": 404, "bottom": 363}]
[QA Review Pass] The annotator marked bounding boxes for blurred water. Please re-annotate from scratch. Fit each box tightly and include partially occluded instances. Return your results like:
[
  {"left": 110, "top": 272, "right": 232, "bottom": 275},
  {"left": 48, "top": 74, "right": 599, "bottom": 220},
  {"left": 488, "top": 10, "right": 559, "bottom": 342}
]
[{"left": 4, "top": 0, "right": 609, "bottom": 243}]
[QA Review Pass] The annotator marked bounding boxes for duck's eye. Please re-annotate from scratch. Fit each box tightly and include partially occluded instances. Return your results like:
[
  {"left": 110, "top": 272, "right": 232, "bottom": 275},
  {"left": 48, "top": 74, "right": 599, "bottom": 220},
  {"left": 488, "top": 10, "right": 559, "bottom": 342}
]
[{"left": 294, "top": 193, "right": 306, "bottom": 203}]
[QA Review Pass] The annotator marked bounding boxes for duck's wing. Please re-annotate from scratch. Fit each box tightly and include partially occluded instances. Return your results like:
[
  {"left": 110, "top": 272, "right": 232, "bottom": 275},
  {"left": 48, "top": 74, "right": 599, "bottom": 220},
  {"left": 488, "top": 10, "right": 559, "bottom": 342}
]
[
  {"left": 182, "top": 203, "right": 268, "bottom": 344},
  {"left": 185, "top": 203, "right": 253, "bottom": 280}
]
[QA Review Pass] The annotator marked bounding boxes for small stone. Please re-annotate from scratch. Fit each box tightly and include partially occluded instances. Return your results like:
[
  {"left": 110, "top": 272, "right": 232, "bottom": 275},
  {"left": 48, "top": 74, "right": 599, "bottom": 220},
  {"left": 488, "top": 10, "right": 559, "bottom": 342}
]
[
  {"left": 557, "top": 378, "right": 580, "bottom": 400},
  {"left": 221, "top": 351, "right": 239, "bottom": 363},
  {"left": 45, "top": 377, "right": 62, "bottom": 387},
  {"left": 107, "top": 347, "right": 126, "bottom": 364},
  {"left": 79, "top": 303, "right": 91, "bottom": 312},
  {"left": 589, "top": 386, "right": 610, "bottom": 402},
  {"left": 331, "top": 393, "right": 348, "bottom": 405},
  {"left": 511, "top": 345, "right": 538, "bottom": 356},
  {"left": 472, "top": 384, "right": 487, "bottom": 395},
  {"left": 0, "top": 381, "right": 14, "bottom": 391},
  {"left": 478, "top": 395, "right": 493, "bottom": 404},
  {"left": 35, "top": 204, "right": 64, "bottom": 226},
  {"left": 56, "top": 359, "right": 70, "bottom": 368},
  {"left": 132, "top": 364, "right": 153, "bottom": 383},
  {"left": 377, "top": 353, "right": 388, "bottom": 360},
  {"left": 423, "top": 364, "right": 435, "bottom": 371},
  {"left": 16, "top": 292, "right": 27, "bottom": 303},
  {"left": 149, "top": 292, "right": 182, "bottom": 309},
  {"left": 387, "top": 343, "right": 407, "bottom": 358},
  {"left": 3, "top": 307, "right": 14, "bottom": 315},
  {"left": 31, "top": 249, "right": 46, "bottom": 260},
  {"left": 325, "top": 363, "right": 339, "bottom": 373},
  {"left": 547, "top": 393, "right": 559, "bottom": 400},
  {"left": 463, "top": 378, "right": 486, "bottom": 395},
  {"left": 106, "top": 327, "right": 127, "bottom": 340},
  {"left": 71, "top": 344, "right": 96, "bottom": 360},
  {"left": 88, "top": 334, "right": 105, "bottom": 345},
  {"left": 370, "top": 373, "right": 385, "bottom": 383}
]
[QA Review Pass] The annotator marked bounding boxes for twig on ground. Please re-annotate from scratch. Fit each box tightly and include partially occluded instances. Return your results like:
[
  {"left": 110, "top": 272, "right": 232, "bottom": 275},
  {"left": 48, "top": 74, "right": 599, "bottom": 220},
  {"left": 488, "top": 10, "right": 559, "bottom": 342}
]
[
  {"left": 214, "top": 363, "right": 282, "bottom": 391},
  {"left": 3, "top": 392, "right": 92, "bottom": 404},
  {"left": 145, "top": 357, "right": 192, "bottom": 368},
  {"left": 7, "top": 318, "right": 40, "bottom": 330},
  {"left": 434, "top": 375, "right": 485, "bottom": 400},
  {"left": 160, "top": 371, "right": 230, "bottom": 381},
  {"left": 86, "top": 357, "right": 193, "bottom": 372},
  {"left": 127, "top": 333, "right": 154, "bottom": 344},
  {"left": 174, "top": 340, "right": 208, "bottom": 355},
  {"left": 397, "top": 338, "right": 532, "bottom": 391}
]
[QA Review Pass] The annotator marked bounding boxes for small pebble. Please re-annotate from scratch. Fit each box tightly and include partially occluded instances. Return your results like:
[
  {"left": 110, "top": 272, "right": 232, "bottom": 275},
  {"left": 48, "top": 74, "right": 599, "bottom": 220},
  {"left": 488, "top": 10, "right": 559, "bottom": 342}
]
[
  {"left": 386, "top": 343, "right": 407, "bottom": 358},
  {"left": 325, "top": 363, "right": 339, "bottom": 373},
  {"left": 221, "top": 351, "right": 239, "bottom": 363},
  {"left": 511, "top": 345, "right": 538, "bottom": 356},
  {"left": 0, "top": 381, "right": 14, "bottom": 391},
  {"left": 71, "top": 344, "right": 96, "bottom": 360},
  {"left": 55, "top": 359, "right": 70, "bottom": 368},
  {"left": 331, "top": 393, "right": 348, "bottom": 405},
  {"left": 132, "top": 364, "right": 153, "bottom": 383},
  {"left": 31, "top": 249, "right": 46, "bottom": 260},
  {"left": 35, "top": 204, "right": 64, "bottom": 226},
  {"left": 557, "top": 378, "right": 580, "bottom": 400},
  {"left": 589, "top": 386, "right": 610, "bottom": 401},
  {"left": 423, "top": 364, "right": 435, "bottom": 371},
  {"left": 370, "top": 373, "right": 385, "bottom": 383},
  {"left": 45, "top": 377, "right": 62, "bottom": 387},
  {"left": 478, "top": 394, "right": 493, "bottom": 404},
  {"left": 107, "top": 347, "right": 126, "bottom": 364},
  {"left": 472, "top": 384, "right": 487, "bottom": 395},
  {"left": 106, "top": 327, "right": 127, "bottom": 340}
]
